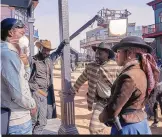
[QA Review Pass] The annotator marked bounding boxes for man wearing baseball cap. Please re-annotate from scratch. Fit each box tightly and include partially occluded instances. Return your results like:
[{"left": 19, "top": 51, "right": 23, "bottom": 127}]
[{"left": 1, "top": 18, "right": 36, "bottom": 134}]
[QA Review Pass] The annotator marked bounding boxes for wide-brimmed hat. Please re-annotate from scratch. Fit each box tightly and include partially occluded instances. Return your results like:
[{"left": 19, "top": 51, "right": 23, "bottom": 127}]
[
  {"left": 92, "top": 42, "right": 115, "bottom": 59},
  {"left": 35, "top": 40, "right": 55, "bottom": 50},
  {"left": 112, "top": 36, "right": 153, "bottom": 53}
]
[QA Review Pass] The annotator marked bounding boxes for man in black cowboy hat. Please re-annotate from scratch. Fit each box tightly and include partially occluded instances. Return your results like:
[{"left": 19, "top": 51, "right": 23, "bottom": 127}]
[
  {"left": 71, "top": 42, "right": 121, "bottom": 134},
  {"left": 28, "top": 39, "right": 67, "bottom": 134}
]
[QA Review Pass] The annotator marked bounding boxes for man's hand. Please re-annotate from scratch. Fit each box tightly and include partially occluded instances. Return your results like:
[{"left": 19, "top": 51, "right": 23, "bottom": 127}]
[
  {"left": 62, "top": 39, "right": 69, "bottom": 45},
  {"left": 20, "top": 53, "right": 29, "bottom": 66},
  {"left": 88, "top": 106, "right": 92, "bottom": 111},
  {"left": 30, "top": 107, "right": 37, "bottom": 116},
  {"left": 62, "top": 88, "right": 76, "bottom": 96},
  {"left": 69, "top": 88, "right": 76, "bottom": 94}
]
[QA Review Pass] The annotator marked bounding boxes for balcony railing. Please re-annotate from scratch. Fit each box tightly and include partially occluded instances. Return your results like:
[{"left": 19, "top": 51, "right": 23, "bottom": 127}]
[
  {"left": 80, "top": 35, "right": 125, "bottom": 46},
  {"left": 25, "top": 24, "right": 39, "bottom": 38},
  {"left": 142, "top": 22, "right": 162, "bottom": 35}
]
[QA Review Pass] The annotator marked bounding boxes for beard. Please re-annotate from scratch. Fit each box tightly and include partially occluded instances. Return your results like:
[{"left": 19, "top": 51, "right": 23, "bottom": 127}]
[
  {"left": 95, "top": 58, "right": 104, "bottom": 65},
  {"left": 39, "top": 52, "right": 49, "bottom": 59}
]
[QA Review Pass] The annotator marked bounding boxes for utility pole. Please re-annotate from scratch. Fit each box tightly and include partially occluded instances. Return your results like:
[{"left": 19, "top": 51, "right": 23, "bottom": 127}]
[{"left": 58, "top": 0, "right": 78, "bottom": 135}]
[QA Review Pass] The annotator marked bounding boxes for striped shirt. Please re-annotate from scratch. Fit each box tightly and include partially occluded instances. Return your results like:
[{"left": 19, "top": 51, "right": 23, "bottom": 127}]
[{"left": 73, "top": 59, "right": 121, "bottom": 109}]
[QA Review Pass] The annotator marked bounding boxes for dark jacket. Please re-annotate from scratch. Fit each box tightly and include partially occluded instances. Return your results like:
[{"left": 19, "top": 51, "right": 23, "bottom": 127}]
[
  {"left": 100, "top": 60, "right": 148, "bottom": 123},
  {"left": 29, "top": 43, "right": 64, "bottom": 119}
]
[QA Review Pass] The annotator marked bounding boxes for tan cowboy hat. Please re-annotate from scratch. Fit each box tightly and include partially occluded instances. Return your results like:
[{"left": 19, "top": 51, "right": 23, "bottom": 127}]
[
  {"left": 35, "top": 39, "right": 55, "bottom": 50},
  {"left": 92, "top": 42, "right": 115, "bottom": 59}
]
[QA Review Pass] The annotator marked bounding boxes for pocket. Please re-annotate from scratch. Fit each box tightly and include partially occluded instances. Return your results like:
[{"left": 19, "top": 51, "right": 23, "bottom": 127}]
[
  {"left": 32, "top": 92, "right": 39, "bottom": 100},
  {"left": 32, "top": 92, "right": 43, "bottom": 105},
  {"left": 40, "top": 95, "right": 46, "bottom": 102},
  {"left": 23, "top": 120, "right": 32, "bottom": 129},
  {"left": 1, "top": 108, "right": 11, "bottom": 135}
]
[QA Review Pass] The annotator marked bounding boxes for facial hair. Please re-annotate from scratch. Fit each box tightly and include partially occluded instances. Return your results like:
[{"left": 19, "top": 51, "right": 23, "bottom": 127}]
[{"left": 39, "top": 51, "right": 49, "bottom": 60}]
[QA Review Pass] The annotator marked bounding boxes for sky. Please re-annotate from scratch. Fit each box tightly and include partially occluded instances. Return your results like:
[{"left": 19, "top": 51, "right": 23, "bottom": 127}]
[{"left": 34, "top": 0, "right": 155, "bottom": 52}]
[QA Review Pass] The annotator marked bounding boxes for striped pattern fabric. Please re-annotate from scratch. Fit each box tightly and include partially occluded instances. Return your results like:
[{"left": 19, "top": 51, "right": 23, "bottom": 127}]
[
  {"left": 73, "top": 60, "right": 121, "bottom": 110},
  {"left": 89, "top": 101, "right": 107, "bottom": 134}
]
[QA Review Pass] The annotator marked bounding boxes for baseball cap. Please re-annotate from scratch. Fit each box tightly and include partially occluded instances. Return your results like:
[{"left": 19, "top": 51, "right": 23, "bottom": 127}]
[{"left": 1, "top": 18, "right": 25, "bottom": 31}]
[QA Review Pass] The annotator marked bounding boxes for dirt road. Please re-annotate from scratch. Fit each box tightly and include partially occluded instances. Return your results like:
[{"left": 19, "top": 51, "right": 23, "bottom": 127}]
[{"left": 53, "top": 68, "right": 162, "bottom": 134}]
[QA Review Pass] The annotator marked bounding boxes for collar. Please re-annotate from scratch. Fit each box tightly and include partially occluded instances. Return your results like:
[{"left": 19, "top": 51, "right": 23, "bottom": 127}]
[
  {"left": 1, "top": 40, "right": 19, "bottom": 54},
  {"left": 101, "top": 59, "right": 115, "bottom": 67},
  {"left": 118, "top": 60, "right": 140, "bottom": 76},
  {"left": 95, "top": 59, "right": 111, "bottom": 67}
]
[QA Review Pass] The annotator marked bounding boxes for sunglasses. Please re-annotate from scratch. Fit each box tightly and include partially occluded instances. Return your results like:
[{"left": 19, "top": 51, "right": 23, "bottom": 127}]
[{"left": 12, "top": 20, "right": 25, "bottom": 29}]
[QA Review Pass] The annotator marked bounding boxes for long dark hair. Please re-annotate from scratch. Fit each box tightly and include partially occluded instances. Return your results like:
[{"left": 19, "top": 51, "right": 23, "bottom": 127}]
[
  {"left": 136, "top": 53, "right": 143, "bottom": 68},
  {"left": 1, "top": 29, "right": 9, "bottom": 41}
]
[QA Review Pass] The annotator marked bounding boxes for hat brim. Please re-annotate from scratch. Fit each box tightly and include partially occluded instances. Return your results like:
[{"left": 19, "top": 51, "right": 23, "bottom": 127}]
[
  {"left": 35, "top": 42, "right": 55, "bottom": 51},
  {"left": 92, "top": 46, "right": 115, "bottom": 59},
  {"left": 112, "top": 41, "right": 153, "bottom": 53}
]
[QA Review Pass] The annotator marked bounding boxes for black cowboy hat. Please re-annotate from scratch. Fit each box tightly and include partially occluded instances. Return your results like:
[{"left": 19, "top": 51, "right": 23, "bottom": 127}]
[
  {"left": 92, "top": 42, "right": 115, "bottom": 59},
  {"left": 112, "top": 36, "right": 153, "bottom": 53}
]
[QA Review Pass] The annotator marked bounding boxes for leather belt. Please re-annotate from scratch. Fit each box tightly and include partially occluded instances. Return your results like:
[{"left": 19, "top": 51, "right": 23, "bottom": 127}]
[
  {"left": 120, "top": 109, "right": 143, "bottom": 115},
  {"left": 37, "top": 89, "right": 48, "bottom": 97}
]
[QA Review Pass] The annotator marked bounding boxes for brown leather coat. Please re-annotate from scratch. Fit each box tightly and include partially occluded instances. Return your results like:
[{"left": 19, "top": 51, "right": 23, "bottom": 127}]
[{"left": 100, "top": 60, "right": 148, "bottom": 123}]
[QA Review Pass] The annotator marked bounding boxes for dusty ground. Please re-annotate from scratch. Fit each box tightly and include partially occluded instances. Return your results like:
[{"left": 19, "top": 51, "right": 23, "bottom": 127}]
[{"left": 53, "top": 67, "right": 162, "bottom": 135}]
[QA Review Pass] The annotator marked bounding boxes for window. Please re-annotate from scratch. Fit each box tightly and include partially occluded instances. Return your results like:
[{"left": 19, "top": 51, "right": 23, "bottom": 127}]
[
  {"left": 15, "top": 14, "right": 18, "bottom": 19},
  {"left": 14, "top": 10, "right": 19, "bottom": 19},
  {"left": 159, "top": 12, "right": 162, "bottom": 23}
]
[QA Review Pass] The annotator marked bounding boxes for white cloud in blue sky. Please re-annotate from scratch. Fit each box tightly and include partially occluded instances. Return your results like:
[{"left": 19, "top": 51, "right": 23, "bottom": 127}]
[{"left": 34, "top": 0, "right": 154, "bottom": 51}]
